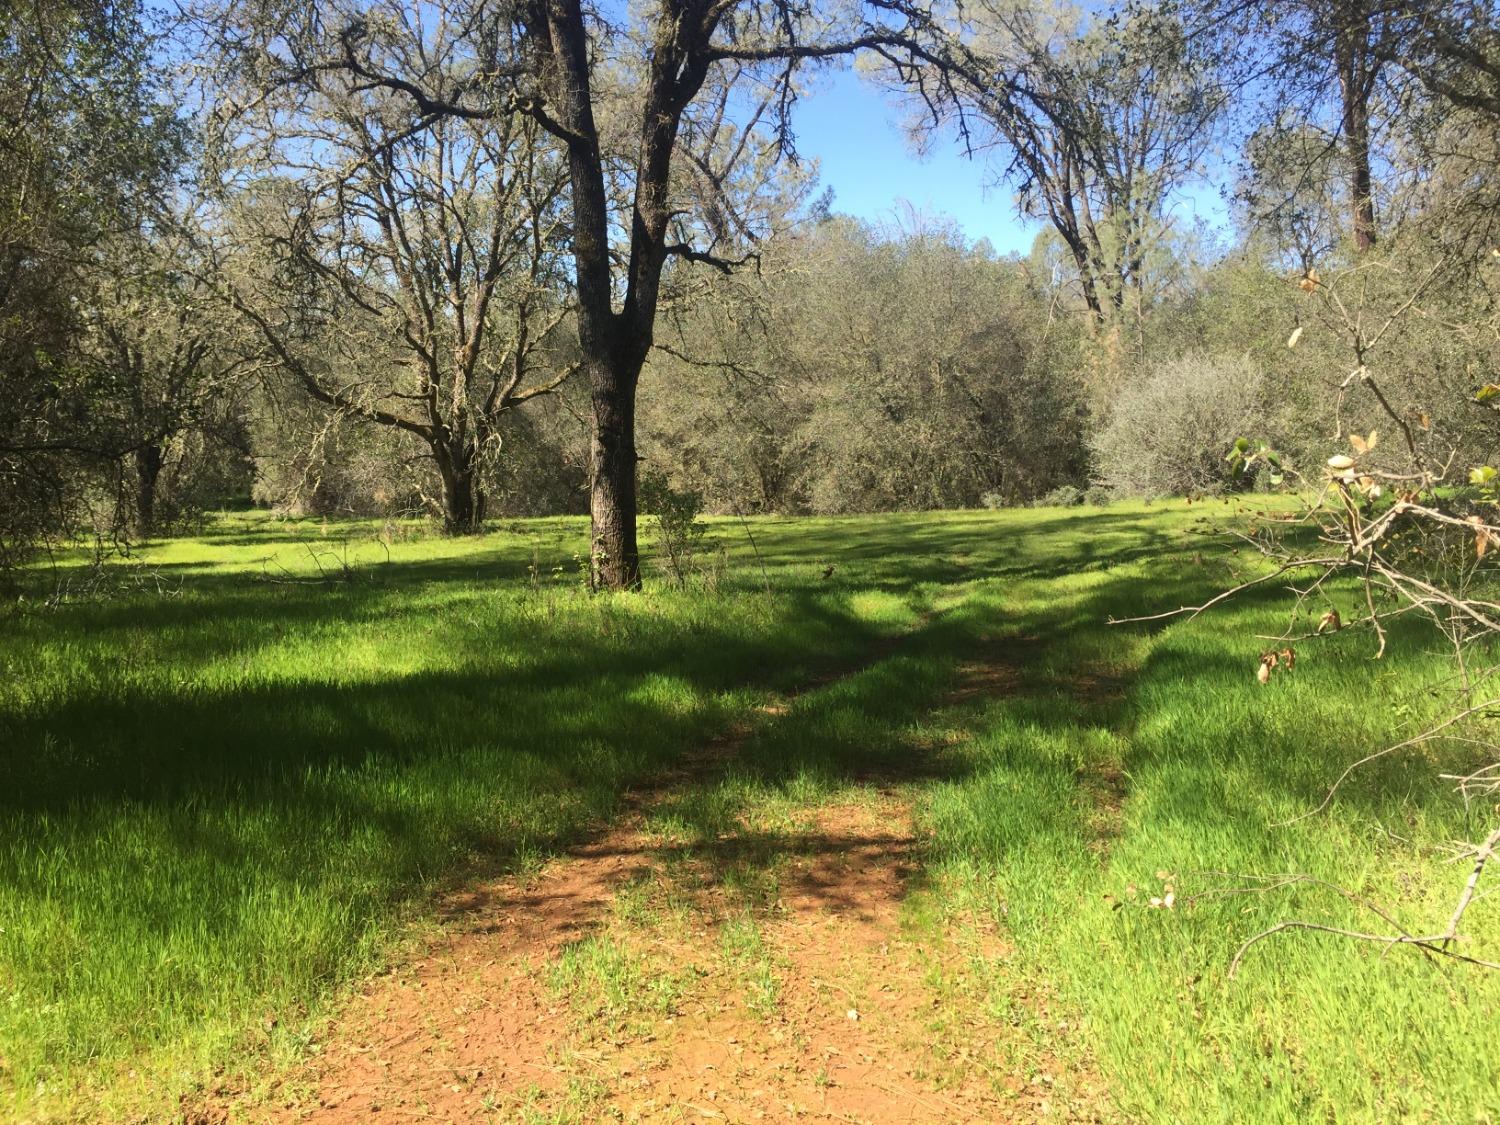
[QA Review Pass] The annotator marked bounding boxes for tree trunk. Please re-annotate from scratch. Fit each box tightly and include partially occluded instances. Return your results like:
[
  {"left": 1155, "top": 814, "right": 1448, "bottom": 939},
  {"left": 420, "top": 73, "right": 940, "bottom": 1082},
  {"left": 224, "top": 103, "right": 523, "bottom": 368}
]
[
  {"left": 1345, "top": 105, "right": 1377, "bottom": 253},
  {"left": 134, "top": 443, "right": 163, "bottom": 535},
  {"left": 588, "top": 355, "right": 641, "bottom": 589},
  {"left": 1335, "top": 2, "right": 1378, "bottom": 252},
  {"left": 436, "top": 443, "right": 485, "bottom": 535}
]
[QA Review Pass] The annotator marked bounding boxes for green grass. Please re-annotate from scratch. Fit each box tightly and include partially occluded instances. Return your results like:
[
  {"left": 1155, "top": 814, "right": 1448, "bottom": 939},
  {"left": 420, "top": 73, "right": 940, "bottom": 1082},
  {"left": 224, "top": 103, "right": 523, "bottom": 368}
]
[{"left": 2, "top": 503, "right": 1498, "bottom": 1121}]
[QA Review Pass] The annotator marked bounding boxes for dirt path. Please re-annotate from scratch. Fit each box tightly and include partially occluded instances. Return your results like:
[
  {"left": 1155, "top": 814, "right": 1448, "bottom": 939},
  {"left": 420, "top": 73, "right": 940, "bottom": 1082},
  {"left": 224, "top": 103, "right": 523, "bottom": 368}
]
[{"left": 206, "top": 641, "right": 1105, "bottom": 1124}]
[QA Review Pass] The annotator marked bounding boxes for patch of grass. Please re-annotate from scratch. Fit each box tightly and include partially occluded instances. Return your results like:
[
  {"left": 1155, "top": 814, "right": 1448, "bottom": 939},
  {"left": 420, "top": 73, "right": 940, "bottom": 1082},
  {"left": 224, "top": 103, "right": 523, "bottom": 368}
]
[
  {"left": 717, "top": 913, "right": 780, "bottom": 1019},
  {"left": 545, "top": 934, "right": 687, "bottom": 1032},
  {"left": 919, "top": 548, "right": 1500, "bottom": 1122},
  {"left": 0, "top": 510, "right": 927, "bottom": 1119}
]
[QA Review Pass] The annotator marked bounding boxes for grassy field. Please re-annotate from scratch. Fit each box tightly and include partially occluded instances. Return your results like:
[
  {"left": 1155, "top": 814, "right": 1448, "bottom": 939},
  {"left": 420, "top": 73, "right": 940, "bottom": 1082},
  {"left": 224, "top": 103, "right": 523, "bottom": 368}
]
[{"left": 2, "top": 504, "right": 1497, "bottom": 1121}]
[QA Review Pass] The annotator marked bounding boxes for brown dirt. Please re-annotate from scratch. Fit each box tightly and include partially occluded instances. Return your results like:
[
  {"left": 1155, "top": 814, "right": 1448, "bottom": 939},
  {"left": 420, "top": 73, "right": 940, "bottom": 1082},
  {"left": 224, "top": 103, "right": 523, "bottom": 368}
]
[{"left": 205, "top": 643, "right": 1111, "bottom": 1125}]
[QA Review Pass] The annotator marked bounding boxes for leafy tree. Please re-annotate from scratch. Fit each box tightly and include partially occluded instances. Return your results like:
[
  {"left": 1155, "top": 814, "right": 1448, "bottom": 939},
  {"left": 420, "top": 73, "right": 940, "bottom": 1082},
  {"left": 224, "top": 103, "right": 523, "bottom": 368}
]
[
  {"left": 642, "top": 216, "right": 1091, "bottom": 512},
  {"left": 74, "top": 227, "right": 255, "bottom": 533},
  {"left": 0, "top": 0, "right": 181, "bottom": 568},
  {"left": 891, "top": 0, "right": 1227, "bottom": 322}
]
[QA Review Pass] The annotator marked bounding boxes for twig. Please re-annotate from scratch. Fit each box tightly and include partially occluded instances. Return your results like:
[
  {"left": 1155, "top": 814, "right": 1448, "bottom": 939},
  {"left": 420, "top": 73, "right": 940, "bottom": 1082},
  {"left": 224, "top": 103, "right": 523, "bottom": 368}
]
[
  {"left": 1277, "top": 698, "right": 1500, "bottom": 826},
  {"left": 1108, "top": 558, "right": 1340, "bottom": 626},
  {"left": 1229, "top": 921, "right": 1500, "bottom": 977}
]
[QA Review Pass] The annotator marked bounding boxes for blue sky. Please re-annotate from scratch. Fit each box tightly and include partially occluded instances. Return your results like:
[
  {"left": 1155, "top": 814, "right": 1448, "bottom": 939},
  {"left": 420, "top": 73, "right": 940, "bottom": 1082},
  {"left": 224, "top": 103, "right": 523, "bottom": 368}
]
[
  {"left": 790, "top": 68, "right": 1042, "bottom": 255},
  {"left": 791, "top": 66, "right": 1231, "bottom": 257}
]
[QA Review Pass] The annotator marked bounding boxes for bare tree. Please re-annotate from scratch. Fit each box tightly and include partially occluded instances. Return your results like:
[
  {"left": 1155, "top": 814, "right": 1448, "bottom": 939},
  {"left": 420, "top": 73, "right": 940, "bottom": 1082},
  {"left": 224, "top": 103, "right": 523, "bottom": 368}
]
[
  {"left": 887, "top": 1, "right": 1226, "bottom": 323},
  {"left": 195, "top": 9, "right": 576, "bottom": 533}
]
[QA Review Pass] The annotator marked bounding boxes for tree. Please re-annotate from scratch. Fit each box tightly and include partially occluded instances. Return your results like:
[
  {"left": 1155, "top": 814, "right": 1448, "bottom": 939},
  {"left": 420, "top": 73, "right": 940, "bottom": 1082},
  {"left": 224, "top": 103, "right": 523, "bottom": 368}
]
[
  {"left": 189, "top": 0, "right": 963, "bottom": 585},
  {"left": 1326, "top": 0, "right": 1385, "bottom": 252},
  {"left": 891, "top": 0, "right": 1227, "bottom": 323},
  {"left": 74, "top": 227, "right": 255, "bottom": 534},
  {"left": 0, "top": 0, "right": 181, "bottom": 569},
  {"left": 641, "top": 215, "right": 1091, "bottom": 512},
  {"left": 1091, "top": 351, "right": 1267, "bottom": 497},
  {"left": 1201, "top": 0, "right": 1402, "bottom": 254},
  {"left": 1377, "top": 0, "right": 1500, "bottom": 120},
  {"left": 1235, "top": 121, "right": 1347, "bottom": 273},
  {"left": 196, "top": 12, "right": 577, "bottom": 535}
]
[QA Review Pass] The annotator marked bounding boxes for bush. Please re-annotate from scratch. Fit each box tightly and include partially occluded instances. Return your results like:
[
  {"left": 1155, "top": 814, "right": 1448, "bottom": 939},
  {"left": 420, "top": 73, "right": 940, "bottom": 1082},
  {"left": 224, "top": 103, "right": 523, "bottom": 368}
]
[
  {"left": 1092, "top": 352, "right": 1268, "bottom": 499},
  {"left": 1031, "top": 485, "right": 1085, "bottom": 509},
  {"left": 638, "top": 467, "right": 707, "bottom": 586}
]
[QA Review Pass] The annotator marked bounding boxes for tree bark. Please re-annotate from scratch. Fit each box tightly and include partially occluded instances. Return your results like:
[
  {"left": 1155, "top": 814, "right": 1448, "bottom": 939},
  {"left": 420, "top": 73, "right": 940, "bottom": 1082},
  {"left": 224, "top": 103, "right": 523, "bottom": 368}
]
[
  {"left": 536, "top": 0, "right": 693, "bottom": 588},
  {"left": 436, "top": 443, "right": 485, "bottom": 534},
  {"left": 134, "top": 442, "right": 163, "bottom": 535},
  {"left": 588, "top": 354, "right": 641, "bottom": 587},
  {"left": 1334, "top": 0, "right": 1379, "bottom": 253}
]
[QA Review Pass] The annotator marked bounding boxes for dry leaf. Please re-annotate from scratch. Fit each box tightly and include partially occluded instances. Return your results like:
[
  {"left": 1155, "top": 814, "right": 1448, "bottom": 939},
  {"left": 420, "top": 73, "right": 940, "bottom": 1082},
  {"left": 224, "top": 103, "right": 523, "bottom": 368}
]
[
  {"left": 1317, "top": 609, "right": 1341, "bottom": 633},
  {"left": 1256, "top": 661, "right": 1271, "bottom": 685}
]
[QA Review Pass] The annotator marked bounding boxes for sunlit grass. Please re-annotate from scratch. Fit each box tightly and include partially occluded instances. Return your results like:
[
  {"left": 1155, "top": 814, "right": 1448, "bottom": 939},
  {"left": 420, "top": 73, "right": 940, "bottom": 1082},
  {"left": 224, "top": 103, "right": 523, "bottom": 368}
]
[
  {"left": 3, "top": 500, "right": 1496, "bottom": 1121},
  {"left": 919, "top": 558, "right": 1500, "bottom": 1122}
]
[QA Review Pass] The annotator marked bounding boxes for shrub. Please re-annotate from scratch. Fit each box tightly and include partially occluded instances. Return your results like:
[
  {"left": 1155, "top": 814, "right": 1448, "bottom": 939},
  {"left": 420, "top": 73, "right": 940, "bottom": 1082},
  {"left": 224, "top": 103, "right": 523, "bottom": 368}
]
[
  {"left": 639, "top": 467, "right": 707, "bottom": 586},
  {"left": 1031, "top": 485, "right": 1085, "bottom": 508},
  {"left": 1092, "top": 352, "right": 1268, "bottom": 498}
]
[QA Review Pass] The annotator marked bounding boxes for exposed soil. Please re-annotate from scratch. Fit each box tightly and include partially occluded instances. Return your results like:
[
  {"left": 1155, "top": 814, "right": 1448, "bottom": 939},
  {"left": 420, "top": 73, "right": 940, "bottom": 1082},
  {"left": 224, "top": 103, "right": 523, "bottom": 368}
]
[{"left": 204, "top": 639, "right": 1111, "bottom": 1124}]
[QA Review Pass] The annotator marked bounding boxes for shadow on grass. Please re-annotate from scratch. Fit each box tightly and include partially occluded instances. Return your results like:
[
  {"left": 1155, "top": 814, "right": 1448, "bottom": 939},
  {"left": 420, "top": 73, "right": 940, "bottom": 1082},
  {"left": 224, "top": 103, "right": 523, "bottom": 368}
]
[{"left": 1, "top": 590, "right": 897, "bottom": 813}]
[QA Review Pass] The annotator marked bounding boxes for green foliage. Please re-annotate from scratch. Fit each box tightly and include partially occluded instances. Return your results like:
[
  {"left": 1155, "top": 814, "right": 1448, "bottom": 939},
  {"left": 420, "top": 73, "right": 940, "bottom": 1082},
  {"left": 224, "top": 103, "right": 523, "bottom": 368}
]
[
  {"left": 1031, "top": 484, "right": 1086, "bottom": 508},
  {"left": 920, "top": 557, "right": 1500, "bottom": 1121},
  {"left": 1226, "top": 437, "right": 1284, "bottom": 486},
  {"left": 641, "top": 217, "right": 1091, "bottom": 513},
  {"left": 638, "top": 467, "right": 709, "bottom": 585},
  {"left": 0, "top": 511, "right": 922, "bottom": 1118},
  {"left": 1093, "top": 352, "right": 1270, "bottom": 497},
  {"left": 0, "top": 0, "right": 185, "bottom": 566}
]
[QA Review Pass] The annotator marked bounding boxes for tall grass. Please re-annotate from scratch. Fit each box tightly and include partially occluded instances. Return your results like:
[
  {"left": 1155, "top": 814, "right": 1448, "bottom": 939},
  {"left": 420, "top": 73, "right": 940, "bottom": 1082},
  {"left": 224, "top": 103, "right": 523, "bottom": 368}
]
[
  {"left": 921, "top": 557, "right": 1500, "bottom": 1121},
  {"left": 3, "top": 504, "right": 1496, "bottom": 1121}
]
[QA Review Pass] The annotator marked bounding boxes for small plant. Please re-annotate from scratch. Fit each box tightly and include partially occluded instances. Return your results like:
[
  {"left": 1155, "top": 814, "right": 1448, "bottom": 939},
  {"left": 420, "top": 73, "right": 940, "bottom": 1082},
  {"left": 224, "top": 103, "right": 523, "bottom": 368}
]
[
  {"left": 639, "top": 467, "right": 707, "bottom": 586},
  {"left": 1032, "top": 485, "right": 1085, "bottom": 509}
]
